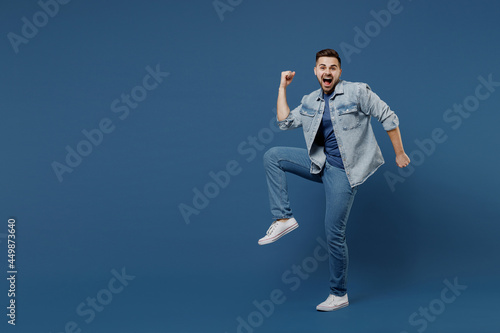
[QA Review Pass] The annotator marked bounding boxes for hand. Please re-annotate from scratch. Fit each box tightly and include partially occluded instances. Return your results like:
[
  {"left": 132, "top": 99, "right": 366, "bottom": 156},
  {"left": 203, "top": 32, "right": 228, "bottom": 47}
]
[
  {"left": 396, "top": 153, "right": 410, "bottom": 168},
  {"left": 280, "top": 71, "right": 295, "bottom": 89}
]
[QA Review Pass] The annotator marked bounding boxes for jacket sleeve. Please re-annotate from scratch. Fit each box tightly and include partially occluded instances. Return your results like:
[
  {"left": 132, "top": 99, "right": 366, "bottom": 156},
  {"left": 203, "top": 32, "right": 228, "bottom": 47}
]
[
  {"left": 277, "top": 96, "right": 304, "bottom": 130},
  {"left": 358, "top": 83, "right": 399, "bottom": 131}
]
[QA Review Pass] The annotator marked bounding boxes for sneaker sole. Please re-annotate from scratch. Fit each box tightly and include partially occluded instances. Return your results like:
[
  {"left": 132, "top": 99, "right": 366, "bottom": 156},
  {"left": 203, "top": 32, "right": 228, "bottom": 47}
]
[
  {"left": 316, "top": 302, "right": 349, "bottom": 312},
  {"left": 258, "top": 222, "right": 299, "bottom": 245}
]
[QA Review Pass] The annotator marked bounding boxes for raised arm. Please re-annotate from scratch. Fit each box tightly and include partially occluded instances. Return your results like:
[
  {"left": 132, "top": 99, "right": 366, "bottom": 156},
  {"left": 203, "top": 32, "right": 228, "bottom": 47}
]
[
  {"left": 387, "top": 127, "right": 410, "bottom": 168},
  {"left": 277, "top": 71, "right": 295, "bottom": 121}
]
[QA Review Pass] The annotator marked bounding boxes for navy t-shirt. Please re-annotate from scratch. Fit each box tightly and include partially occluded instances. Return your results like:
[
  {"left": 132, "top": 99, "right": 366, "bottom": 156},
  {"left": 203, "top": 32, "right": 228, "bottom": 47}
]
[{"left": 316, "top": 91, "right": 344, "bottom": 169}]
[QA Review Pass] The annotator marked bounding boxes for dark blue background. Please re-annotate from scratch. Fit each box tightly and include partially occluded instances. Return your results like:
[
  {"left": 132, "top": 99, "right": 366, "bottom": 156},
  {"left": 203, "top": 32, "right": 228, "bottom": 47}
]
[{"left": 1, "top": 0, "right": 499, "bottom": 332}]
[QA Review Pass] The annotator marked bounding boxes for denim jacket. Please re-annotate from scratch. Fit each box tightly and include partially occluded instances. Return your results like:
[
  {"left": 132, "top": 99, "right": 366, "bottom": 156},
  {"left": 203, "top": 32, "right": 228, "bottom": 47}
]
[{"left": 278, "top": 80, "right": 399, "bottom": 188}]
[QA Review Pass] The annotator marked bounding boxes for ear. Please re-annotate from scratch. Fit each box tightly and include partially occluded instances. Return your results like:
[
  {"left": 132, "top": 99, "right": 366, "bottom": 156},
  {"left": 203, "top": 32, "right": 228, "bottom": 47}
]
[
  {"left": 314, "top": 67, "right": 317, "bottom": 76},
  {"left": 339, "top": 68, "right": 342, "bottom": 77}
]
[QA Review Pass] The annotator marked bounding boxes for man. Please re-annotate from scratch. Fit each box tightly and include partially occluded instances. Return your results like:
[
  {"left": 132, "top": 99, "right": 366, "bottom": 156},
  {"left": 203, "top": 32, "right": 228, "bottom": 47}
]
[{"left": 259, "top": 49, "right": 410, "bottom": 311}]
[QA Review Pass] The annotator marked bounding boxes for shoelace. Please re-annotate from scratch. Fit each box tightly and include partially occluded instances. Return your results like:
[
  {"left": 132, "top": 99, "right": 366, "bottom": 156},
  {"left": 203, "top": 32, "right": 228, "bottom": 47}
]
[{"left": 266, "top": 222, "right": 278, "bottom": 235}]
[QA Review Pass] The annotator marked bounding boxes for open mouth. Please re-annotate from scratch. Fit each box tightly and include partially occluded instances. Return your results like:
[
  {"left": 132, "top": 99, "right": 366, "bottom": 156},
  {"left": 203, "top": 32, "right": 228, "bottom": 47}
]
[{"left": 323, "top": 77, "right": 333, "bottom": 86}]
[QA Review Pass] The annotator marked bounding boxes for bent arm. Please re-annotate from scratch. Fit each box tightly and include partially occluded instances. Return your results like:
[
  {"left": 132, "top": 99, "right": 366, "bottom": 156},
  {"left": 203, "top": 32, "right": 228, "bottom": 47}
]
[
  {"left": 359, "top": 83, "right": 399, "bottom": 131},
  {"left": 358, "top": 83, "right": 410, "bottom": 168},
  {"left": 276, "top": 71, "right": 302, "bottom": 130},
  {"left": 277, "top": 71, "right": 295, "bottom": 121}
]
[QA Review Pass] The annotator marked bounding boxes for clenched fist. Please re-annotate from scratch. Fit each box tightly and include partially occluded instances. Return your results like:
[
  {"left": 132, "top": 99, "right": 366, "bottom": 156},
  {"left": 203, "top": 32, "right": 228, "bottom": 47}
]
[
  {"left": 280, "top": 71, "right": 296, "bottom": 89},
  {"left": 396, "top": 153, "right": 411, "bottom": 168}
]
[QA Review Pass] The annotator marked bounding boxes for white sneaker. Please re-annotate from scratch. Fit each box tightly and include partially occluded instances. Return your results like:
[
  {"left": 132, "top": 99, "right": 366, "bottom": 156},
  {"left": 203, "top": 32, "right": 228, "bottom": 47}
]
[
  {"left": 316, "top": 294, "right": 349, "bottom": 311},
  {"left": 258, "top": 218, "right": 299, "bottom": 245}
]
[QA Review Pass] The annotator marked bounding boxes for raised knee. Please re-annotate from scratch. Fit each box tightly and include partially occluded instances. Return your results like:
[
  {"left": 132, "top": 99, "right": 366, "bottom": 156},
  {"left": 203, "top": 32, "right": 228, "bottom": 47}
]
[{"left": 263, "top": 146, "right": 281, "bottom": 165}]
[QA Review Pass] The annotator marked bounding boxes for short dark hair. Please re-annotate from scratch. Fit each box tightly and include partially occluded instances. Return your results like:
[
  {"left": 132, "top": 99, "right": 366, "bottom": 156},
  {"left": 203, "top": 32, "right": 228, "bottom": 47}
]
[{"left": 316, "top": 49, "right": 341, "bottom": 67}]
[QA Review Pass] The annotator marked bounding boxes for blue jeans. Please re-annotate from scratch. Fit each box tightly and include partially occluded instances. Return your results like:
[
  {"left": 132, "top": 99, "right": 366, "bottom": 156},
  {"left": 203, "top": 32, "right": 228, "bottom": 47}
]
[{"left": 263, "top": 146, "right": 358, "bottom": 296}]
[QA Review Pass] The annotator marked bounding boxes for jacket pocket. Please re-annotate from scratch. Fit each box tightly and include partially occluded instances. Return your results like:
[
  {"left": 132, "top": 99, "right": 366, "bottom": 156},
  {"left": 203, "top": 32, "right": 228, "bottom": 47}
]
[
  {"left": 337, "top": 104, "right": 360, "bottom": 130},
  {"left": 299, "top": 107, "right": 316, "bottom": 117},
  {"left": 299, "top": 107, "right": 316, "bottom": 131}
]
